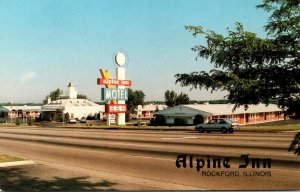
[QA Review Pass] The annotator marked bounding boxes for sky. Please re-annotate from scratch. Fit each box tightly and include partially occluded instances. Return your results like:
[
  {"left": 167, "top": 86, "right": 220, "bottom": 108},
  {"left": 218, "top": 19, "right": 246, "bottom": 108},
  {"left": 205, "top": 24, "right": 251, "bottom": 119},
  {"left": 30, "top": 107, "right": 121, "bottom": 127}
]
[{"left": 0, "top": 0, "right": 270, "bottom": 103}]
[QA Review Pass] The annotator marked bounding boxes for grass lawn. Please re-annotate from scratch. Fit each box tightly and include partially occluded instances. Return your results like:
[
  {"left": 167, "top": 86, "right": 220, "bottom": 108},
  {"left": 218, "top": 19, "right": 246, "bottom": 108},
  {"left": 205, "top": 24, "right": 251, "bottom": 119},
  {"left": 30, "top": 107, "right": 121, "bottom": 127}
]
[
  {"left": 240, "top": 119, "right": 300, "bottom": 132},
  {"left": 239, "top": 125, "right": 300, "bottom": 132},
  {"left": 0, "top": 155, "right": 24, "bottom": 163}
]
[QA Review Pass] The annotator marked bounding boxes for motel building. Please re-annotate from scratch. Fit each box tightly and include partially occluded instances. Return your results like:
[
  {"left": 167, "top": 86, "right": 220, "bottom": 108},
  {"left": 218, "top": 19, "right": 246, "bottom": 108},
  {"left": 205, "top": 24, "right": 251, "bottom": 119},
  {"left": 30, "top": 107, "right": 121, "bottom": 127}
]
[
  {"left": 0, "top": 105, "right": 41, "bottom": 121},
  {"left": 154, "top": 103, "right": 285, "bottom": 125},
  {"left": 137, "top": 104, "right": 168, "bottom": 118},
  {"left": 0, "top": 83, "right": 105, "bottom": 122},
  {"left": 42, "top": 83, "right": 105, "bottom": 121}
]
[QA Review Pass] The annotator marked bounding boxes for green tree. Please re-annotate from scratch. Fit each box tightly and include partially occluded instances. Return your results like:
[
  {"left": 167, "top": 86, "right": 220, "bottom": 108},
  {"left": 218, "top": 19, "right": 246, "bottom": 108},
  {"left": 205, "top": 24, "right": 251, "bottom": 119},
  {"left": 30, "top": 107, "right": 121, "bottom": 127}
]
[
  {"left": 164, "top": 90, "right": 190, "bottom": 107},
  {"left": 164, "top": 90, "right": 177, "bottom": 107},
  {"left": 175, "top": 0, "right": 299, "bottom": 111},
  {"left": 42, "top": 89, "right": 63, "bottom": 104},
  {"left": 127, "top": 89, "right": 145, "bottom": 114},
  {"left": 77, "top": 94, "right": 89, "bottom": 100},
  {"left": 176, "top": 92, "right": 190, "bottom": 105},
  {"left": 175, "top": 0, "right": 300, "bottom": 155}
]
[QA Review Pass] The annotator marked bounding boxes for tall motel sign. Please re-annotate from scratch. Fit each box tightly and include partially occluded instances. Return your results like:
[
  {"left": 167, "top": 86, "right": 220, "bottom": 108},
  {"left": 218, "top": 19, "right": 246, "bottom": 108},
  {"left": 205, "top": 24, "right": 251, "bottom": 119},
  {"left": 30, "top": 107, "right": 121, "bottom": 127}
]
[{"left": 97, "top": 52, "right": 132, "bottom": 125}]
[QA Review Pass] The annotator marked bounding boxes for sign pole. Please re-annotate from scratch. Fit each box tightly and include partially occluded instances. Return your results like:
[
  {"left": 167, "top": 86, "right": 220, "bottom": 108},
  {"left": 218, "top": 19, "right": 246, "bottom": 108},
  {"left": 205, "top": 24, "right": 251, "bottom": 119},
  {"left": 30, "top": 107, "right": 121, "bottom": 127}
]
[
  {"left": 107, "top": 113, "right": 111, "bottom": 126},
  {"left": 116, "top": 66, "right": 126, "bottom": 125}
]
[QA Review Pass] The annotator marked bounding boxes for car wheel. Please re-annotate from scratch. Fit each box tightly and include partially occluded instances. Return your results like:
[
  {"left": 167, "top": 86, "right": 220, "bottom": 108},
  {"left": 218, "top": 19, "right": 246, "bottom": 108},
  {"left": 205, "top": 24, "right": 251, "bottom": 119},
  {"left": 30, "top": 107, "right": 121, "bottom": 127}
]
[
  {"left": 221, "top": 127, "right": 227, "bottom": 134},
  {"left": 198, "top": 127, "right": 204, "bottom": 133},
  {"left": 207, "top": 130, "right": 211, "bottom": 133}
]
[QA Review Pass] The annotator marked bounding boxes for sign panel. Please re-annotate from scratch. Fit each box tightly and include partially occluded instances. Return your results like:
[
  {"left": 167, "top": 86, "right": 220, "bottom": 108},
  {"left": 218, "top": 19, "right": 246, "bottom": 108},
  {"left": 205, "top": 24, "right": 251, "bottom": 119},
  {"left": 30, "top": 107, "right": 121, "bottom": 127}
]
[
  {"left": 97, "top": 78, "right": 132, "bottom": 86},
  {"left": 109, "top": 114, "right": 116, "bottom": 123},
  {"left": 101, "top": 88, "right": 128, "bottom": 101},
  {"left": 106, "top": 104, "right": 127, "bottom": 114}
]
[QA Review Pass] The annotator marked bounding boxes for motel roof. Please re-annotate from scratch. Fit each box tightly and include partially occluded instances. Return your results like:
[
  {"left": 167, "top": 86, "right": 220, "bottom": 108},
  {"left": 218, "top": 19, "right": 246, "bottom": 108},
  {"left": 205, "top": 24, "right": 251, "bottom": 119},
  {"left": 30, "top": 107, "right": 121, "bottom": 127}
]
[
  {"left": 184, "top": 103, "right": 282, "bottom": 115},
  {"left": 155, "top": 103, "right": 283, "bottom": 116},
  {"left": 43, "top": 99, "right": 104, "bottom": 108},
  {"left": 1, "top": 106, "right": 42, "bottom": 112}
]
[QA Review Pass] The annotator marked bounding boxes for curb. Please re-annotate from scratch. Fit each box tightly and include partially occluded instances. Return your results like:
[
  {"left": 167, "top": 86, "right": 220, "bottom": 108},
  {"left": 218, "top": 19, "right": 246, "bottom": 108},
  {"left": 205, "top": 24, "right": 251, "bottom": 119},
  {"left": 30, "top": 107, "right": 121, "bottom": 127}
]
[{"left": 0, "top": 160, "right": 35, "bottom": 168}]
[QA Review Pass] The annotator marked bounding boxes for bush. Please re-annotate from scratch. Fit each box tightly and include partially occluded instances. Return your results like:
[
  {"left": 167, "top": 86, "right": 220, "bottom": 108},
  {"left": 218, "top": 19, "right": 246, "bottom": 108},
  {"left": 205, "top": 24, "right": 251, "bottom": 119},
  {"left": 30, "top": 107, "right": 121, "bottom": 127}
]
[
  {"left": 153, "top": 115, "right": 166, "bottom": 126},
  {"left": 125, "top": 112, "right": 131, "bottom": 122},
  {"left": 64, "top": 113, "right": 70, "bottom": 122},
  {"left": 27, "top": 118, "right": 33, "bottom": 126},
  {"left": 15, "top": 118, "right": 20, "bottom": 125},
  {"left": 86, "top": 115, "right": 95, "bottom": 120},
  {"left": 55, "top": 114, "right": 63, "bottom": 122}
]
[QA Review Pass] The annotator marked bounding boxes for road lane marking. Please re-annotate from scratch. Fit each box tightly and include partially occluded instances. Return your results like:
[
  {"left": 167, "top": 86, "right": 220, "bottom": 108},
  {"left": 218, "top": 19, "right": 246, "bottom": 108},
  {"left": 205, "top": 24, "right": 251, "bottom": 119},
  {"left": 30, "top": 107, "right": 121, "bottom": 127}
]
[
  {"left": 183, "top": 136, "right": 198, "bottom": 139},
  {"left": 161, "top": 137, "right": 184, "bottom": 140},
  {"left": 161, "top": 136, "right": 197, "bottom": 140}
]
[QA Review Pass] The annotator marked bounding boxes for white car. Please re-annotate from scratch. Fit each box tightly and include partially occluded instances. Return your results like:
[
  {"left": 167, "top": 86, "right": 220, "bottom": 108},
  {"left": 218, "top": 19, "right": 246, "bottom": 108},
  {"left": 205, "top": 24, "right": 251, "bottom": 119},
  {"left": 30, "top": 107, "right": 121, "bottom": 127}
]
[{"left": 69, "top": 119, "right": 77, "bottom": 124}]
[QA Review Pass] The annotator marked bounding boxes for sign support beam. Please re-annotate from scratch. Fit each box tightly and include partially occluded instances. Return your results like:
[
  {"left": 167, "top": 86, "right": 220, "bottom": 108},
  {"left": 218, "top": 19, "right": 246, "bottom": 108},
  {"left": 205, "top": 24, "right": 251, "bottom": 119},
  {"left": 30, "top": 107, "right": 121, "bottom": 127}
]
[{"left": 116, "top": 67, "right": 126, "bottom": 125}]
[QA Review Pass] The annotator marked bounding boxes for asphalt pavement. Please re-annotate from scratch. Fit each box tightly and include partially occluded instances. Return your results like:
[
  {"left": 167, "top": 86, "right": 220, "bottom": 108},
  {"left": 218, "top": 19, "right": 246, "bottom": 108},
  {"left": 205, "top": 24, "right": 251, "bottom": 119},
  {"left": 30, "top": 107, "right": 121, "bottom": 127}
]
[{"left": 0, "top": 127, "right": 299, "bottom": 190}]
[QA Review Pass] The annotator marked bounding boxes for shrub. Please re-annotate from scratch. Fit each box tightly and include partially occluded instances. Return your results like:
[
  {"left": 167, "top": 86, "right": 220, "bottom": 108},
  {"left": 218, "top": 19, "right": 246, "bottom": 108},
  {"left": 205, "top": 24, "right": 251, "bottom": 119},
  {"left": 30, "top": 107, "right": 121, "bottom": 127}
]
[
  {"left": 125, "top": 112, "right": 131, "bottom": 122},
  {"left": 154, "top": 115, "right": 165, "bottom": 126},
  {"left": 27, "top": 118, "right": 33, "bottom": 126},
  {"left": 15, "top": 118, "right": 20, "bottom": 125},
  {"left": 64, "top": 113, "right": 70, "bottom": 122}
]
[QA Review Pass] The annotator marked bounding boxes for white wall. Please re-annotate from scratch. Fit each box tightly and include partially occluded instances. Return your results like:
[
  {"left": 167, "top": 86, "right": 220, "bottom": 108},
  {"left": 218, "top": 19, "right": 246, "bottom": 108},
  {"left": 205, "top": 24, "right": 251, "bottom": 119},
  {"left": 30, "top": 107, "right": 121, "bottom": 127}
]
[{"left": 64, "top": 106, "right": 104, "bottom": 119}]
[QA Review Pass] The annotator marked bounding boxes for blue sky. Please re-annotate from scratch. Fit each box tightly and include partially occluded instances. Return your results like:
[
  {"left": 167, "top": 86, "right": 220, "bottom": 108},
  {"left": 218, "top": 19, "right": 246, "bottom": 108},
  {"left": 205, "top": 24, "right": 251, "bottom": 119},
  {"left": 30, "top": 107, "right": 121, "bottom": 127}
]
[{"left": 0, "top": 0, "right": 270, "bottom": 103}]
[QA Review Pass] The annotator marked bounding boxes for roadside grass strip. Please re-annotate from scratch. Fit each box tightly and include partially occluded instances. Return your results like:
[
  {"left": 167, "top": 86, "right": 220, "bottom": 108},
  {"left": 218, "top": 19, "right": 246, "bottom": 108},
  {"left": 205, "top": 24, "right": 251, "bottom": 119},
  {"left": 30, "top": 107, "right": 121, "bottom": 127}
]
[
  {"left": 239, "top": 126, "right": 300, "bottom": 132},
  {"left": 0, "top": 155, "right": 34, "bottom": 168},
  {"left": 0, "top": 155, "right": 23, "bottom": 163},
  {"left": 2, "top": 119, "right": 300, "bottom": 132},
  {"left": 54, "top": 124, "right": 300, "bottom": 132}
]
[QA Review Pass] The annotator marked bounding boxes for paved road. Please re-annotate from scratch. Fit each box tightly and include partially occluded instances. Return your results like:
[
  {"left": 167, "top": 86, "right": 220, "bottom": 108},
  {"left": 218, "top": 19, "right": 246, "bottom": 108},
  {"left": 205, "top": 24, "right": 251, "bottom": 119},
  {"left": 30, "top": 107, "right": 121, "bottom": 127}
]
[{"left": 0, "top": 127, "right": 299, "bottom": 190}]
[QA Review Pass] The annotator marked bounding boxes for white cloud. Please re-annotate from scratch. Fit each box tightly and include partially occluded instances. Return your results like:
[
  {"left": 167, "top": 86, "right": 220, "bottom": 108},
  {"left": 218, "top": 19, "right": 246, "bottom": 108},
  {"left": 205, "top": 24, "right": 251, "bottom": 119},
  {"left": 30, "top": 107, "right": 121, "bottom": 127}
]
[{"left": 20, "top": 71, "right": 36, "bottom": 84}]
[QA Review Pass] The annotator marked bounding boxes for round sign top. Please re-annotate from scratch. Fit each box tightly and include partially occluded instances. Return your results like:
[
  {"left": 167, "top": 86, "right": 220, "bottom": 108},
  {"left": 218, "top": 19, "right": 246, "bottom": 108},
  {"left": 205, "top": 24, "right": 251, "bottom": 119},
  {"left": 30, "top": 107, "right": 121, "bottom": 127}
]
[{"left": 115, "top": 52, "right": 126, "bottom": 66}]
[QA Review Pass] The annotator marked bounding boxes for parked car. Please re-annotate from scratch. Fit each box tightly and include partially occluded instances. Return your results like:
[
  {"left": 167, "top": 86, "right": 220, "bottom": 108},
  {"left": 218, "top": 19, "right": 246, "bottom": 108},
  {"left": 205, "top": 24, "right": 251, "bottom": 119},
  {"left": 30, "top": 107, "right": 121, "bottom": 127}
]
[
  {"left": 195, "top": 118, "right": 239, "bottom": 133},
  {"left": 69, "top": 119, "right": 77, "bottom": 124},
  {"left": 80, "top": 117, "right": 87, "bottom": 123}
]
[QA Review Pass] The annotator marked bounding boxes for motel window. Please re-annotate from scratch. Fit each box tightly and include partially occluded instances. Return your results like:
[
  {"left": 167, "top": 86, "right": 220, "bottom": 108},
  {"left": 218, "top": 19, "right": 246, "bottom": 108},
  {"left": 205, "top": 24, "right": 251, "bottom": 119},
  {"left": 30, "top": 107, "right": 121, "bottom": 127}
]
[{"left": 250, "top": 113, "right": 253, "bottom": 119}]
